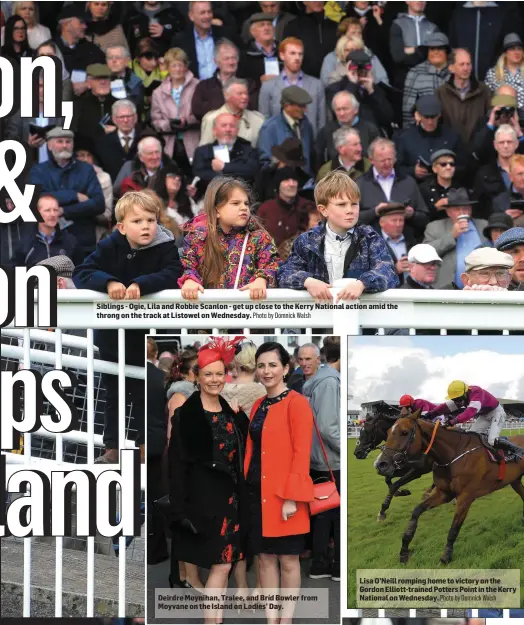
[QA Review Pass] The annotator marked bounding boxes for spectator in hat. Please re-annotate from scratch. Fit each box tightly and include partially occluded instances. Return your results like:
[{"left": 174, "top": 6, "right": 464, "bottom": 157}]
[
  {"left": 315, "top": 90, "right": 379, "bottom": 166},
  {"left": 151, "top": 47, "right": 200, "bottom": 162},
  {"left": 356, "top": 138, "right": 429, "bottom": 239},
  {"left": 192, "top": 113, "right": 259, "bottom": 190},
  {"left": 373, "top": 203, "right": 418, "bottom": 286},
  {"left": 241, "top": 2, "right": 296, "bottom": 45},
  {"left": 199, "top": 78, "right": 265, "bottom": 147},
  {"left": 402, "top": 243, "right": 443, "bottom": 290},
  {"left": 27, "top": 127, "right": 105, "bottom": 259},
  {"left": 437, "top": 48, "right": 492, "bottom": 146},
  {"left": 316, "top": 127, "right": 371, "bottom": 182},
  {"left": 485, "top": 34, "right": 524, "bottom": 109},
  {"left": 419, "top": 149, "right": 459, "bottom": 222},
  {"left": 72, "top": 63, "right": 117, "bottom": 145},
  {"left": 495, "top": 226, "right": 524, "bottom": 290},
  {"left": 36, "top": 255, "right": 77, "bottom": 290},
  {"left": 237, "top": 12, "right": 279, "bottom": 92},
  {"left": 278, "top": 202, "right": 322, "bottom": 262},
  {"left": 105, "top": 46, "right": 145, "bottom": 114},
  {"left": 257, "top": 167, "right": 315, "bottom": 247},
  {"left": 170, "top": 1, "right": 236, "bottom": 80},
  {"left": 449, "top": 3, "right": 521, "bottom": 80},
  {"left": 447, "top": 247, "right": 515, "bottom": 291},
  {"left": 326, "top": 49, "right": 394, "bottom": 133},
  {"left": 96, "top": 99, "right": 143, "bottom": 182},
  {"left": 472, "top": 88, "right": 524, "bottom": 166},
  {"left": 389, "top": 1, "right": 438, "bottom": 90},
  {"left": 395, "top": 95, "right": 466, "bottom": 182},
  {"left": 492, "top": 154, "right": 524, "bottom": 223},
  {"left": 423, "top": 188, "right": 488, "bottom": 289},
  {"left": 402, "top": 32, "right": 451, "bottom": 127},
  {"left": 84, "top": 1, "right": 128, "bottom": 53},
  {"left": 9, "top": 194, "right": 79, "bottom": 268},
  {"left": 258, "top": 85, "right": 315, "bottom": 175},
  {"left": 54, "top": 4, "right": 105, "bottom": 85},
  {"left": 4, "top": 72, "right": 64, "bottom": 167},
  {"left": 131, "top": 38, "right": 168, "bottom": 124},
  {"left": 483, "top": 213, "right": 514, "bottom": 246},
  {"left": 473, "top": 124, "right": 519, "bottom": 218},
  {"left": 282, "top": 1, "right": 338, "bottom": 79},
  {"left": 253, "top": 137, "right": 310, "bottom": 204},
  {"left": 75, "top": 138, "right": 113, "bottom": 242},
  {"left": 192, "top": 39, "right": 258, "bottom": 122},
  {"left": 258, "top": 37, "right": 325, "bottom": 137},
  {"left": 124, "top": 1, "right": 185, "bottom": 57}
]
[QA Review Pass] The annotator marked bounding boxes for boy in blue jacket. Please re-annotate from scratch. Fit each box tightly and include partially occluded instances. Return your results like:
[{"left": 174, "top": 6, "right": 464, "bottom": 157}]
[
  {"left": 277, "top": 170, "right": 399, "bottom": 300},
  {"left": 73, "top": 190, "right": 183, "bottom": 463}
]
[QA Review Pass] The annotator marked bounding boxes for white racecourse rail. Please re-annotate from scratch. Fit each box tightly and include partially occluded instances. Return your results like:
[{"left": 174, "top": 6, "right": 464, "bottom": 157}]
[{"left": 4, "top": 287, "right": 524, "bottom": 618}]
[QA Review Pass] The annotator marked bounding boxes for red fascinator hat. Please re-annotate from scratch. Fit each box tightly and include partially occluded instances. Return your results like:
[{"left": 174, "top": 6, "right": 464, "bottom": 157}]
[{"left": 197, "top": 336, "right": 244, "bottom": 369}]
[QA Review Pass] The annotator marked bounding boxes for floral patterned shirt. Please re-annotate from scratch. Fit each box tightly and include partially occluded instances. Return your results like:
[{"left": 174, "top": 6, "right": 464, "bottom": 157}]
[{"left": 178, "top": 217, "right": 280, "bottom": 288}]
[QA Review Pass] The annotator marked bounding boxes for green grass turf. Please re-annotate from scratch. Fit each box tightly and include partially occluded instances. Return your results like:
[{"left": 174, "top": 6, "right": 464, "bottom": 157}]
[{"left": 347, "top": 431, "right": 524, "bottom": 609}]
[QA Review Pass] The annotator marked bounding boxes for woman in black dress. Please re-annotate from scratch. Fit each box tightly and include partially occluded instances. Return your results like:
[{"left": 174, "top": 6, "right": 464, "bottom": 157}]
[
  {"left": 169, "top": 337, "right": 248, "bottom": 623},
  {"left": 244, "top": 342, "right": 314, "bottom": 623}
]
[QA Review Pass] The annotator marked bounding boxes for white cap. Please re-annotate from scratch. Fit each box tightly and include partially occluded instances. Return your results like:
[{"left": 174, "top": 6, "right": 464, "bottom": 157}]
[
  {"left": 407, "top": 244, "right": 442, "bottom": 264},
  {"left": 464, "top": 247, "right": 514, "bottom": 272}
]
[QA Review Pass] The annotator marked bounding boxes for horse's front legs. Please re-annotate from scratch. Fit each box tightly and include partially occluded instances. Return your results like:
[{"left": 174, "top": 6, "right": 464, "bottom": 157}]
[{"left": 440, "top": 493, "right": 475, "bottom": 564}]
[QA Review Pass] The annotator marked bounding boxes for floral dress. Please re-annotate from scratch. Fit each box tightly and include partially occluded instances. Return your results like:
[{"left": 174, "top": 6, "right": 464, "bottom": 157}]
[
  {"left": 246, "top": 390, "right": 307, "bottom": 555},
  {"left": 206, "top": 410, "right": 243, "bottom": 564}
]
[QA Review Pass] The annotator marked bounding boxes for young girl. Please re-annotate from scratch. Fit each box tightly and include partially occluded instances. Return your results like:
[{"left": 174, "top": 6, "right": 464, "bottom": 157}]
[{"left": 179, "top": 177, "right": 280, "bottom": 301}]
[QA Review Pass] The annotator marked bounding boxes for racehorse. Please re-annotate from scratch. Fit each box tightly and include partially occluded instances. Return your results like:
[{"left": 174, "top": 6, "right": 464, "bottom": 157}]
[
  {"left": 376, "top": 410, "right": 524, "bottom": 564},
  {"left": 354, "top": 402, "right": 434, "bottom": 521}
]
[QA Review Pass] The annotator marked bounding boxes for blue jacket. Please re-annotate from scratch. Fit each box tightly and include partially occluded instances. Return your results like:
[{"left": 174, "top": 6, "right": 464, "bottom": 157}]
[
  {"left": 28, "top": 156, "right": 104, "bottom": 253},
  {"left": 9, "top": 226, "right": 79, "bottom": 268},
  {"left": 257, "top": 113, "right": 315, "bottom": 176},
  {"left": 277, "top": 222, "right": 399, "bottom": 292},
  {"left": 73, "top": 225, "right": 183, "bottom": 295}
]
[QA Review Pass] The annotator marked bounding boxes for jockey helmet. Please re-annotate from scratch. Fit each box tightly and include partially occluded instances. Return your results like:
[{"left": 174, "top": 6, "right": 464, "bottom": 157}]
[
  {"left": 399, "top": 394, "right": 414, "bottom": 407},
  {"left": 446, "top": 380, "right": 469, "bottom": 400}
]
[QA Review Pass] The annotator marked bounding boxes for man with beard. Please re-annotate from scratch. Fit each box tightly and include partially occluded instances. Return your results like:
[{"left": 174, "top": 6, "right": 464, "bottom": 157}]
[
  {"left": 495, "top": 227, "right": 524, "bottom": 290},
  {"left": 28, "top": 128, "right": 104, "bottom": 260}
]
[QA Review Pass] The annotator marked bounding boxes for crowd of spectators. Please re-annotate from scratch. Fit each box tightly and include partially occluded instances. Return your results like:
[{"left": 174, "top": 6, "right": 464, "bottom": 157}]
[{"left": 3, "top": 0, "right": 524, "bottom": 297}]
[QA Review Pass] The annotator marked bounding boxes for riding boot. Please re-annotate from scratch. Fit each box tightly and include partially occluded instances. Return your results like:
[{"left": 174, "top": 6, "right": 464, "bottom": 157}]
[{"left": 494, "top": 437, "right": 524, "bottom": 459}]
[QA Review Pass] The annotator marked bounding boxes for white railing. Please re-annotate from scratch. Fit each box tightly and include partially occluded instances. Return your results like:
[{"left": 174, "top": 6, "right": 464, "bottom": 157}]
[{"left": 21, "top": 288, "right": 523, "bottom": 334}]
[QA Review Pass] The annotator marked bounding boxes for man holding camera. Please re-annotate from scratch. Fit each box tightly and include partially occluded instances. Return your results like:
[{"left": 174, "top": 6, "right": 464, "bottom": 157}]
[
  {"left": 423, "top": 188, "right": 488, "bottom": 288},
  {"left": 326, "top": 50, "right": 394, "bottom": 133}
]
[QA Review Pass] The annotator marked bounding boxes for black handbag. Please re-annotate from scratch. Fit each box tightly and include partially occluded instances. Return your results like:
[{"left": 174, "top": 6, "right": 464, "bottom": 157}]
[{"left": 152, "top": 494, "right": 171, "bottom": 519}]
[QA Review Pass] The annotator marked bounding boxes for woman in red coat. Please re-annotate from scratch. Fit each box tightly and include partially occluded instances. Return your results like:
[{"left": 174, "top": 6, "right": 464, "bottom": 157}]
[{"left": 244, "top": 342, "right": 314, "bottom": 623}]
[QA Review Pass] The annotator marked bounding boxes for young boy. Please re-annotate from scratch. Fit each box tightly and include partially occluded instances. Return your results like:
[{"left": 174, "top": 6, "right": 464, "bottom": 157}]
[
  {"left": 73, "top": 190, "right": 182, "bottom": 463},
  {"left": 9, "top": 194, "right": 79, "bottom": 267},
  {"left": 277, "top": 171, "right": 399, "bottom": 300}
]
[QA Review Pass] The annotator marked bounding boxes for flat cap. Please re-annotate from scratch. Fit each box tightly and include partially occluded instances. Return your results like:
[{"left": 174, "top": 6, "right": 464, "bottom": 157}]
[
  {"left": 46, "top": 127, "right": 74, "bottom": 140},
  {"left": 408, "top": 244, "right": 442, "bottom": 265},
  {"left": 494, "top": 227, "right": 524, "bottom": 252},
  {"left": 377, "top": 202, "right": 406, "bottom": 217},
  {"left": 503, "top": 32, "right": 523, "bottom": 51},
  {"left": 87, "top": 63, "right": 111, "bottom": 78},
  {"left": 491, "top": 94, "right": 517, "bottom": 109},
  {"left": 424, "top": 32, "right": 450, "bottom": 48},
  {"left": 347, "top": 49, "right": 372, "bottom": 66},
  {"left": 57, "top": 5, "right": 87, "bottom": 21},
  {"left": 416, "top": 94, "right": 442, "bottom": 117},
  {"left": 249, "top": 12, "right": 275, "bottom": 25},
  {"left": 36, "top": 255, "right": 75, "bottom": 279},
  {"left": 431, "top": 149, "right": 456, "bottom": 164},
  {"left": 465, "top": 248, "right": 514, "bottom": 272},
  {"left": 281, "top": 85, "right": 312, "bottom": 107}
]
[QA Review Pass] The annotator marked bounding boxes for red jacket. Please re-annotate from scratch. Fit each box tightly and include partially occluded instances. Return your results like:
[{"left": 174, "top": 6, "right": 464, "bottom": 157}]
[
  {"left": 257, "top": 196, "right": 314, "bottom": 247},
  {"left": 244, "top": 390, "right": 314, "bottom": 538}
]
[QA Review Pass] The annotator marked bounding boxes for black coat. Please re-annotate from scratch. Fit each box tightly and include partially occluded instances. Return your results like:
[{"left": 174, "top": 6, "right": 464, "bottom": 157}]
[
  {"left": 473, "top": 161, "right": 508, "bottom": 219},
  {"left": 238, "top": 40, "right": 281, "bottom": 92},
  {"left": 9, "top": 226, "right": 80, "bottom": 268},
  {"left": 192, "top": 138, "right": 259, "bottom": 189},
  {"left": 72, "top": 92, "right": 117, "bottom": 145},
  {"left": 170, "top": 25, "right": 238, "bottom": 79},
  {"left": 95, "top": 127, "right": 142, "bottom": 182},
  {"left": 169, "top": 391, "right": 248, "bottom": 568},
  {"left": 315, "top": 118, "right": 380, "bottom": 165},
  {"left": 147, "top": 362, "right": 167, "bottom": 458},
  {"left": 124, "top": 4, "right": 186, "bottom": 56},
  {"left": 54, "top": 36, "right": 106, "bottom": 74},
  {"left": 326, "top": 77, "right": 394, "bottom": 132},
  {"left": 191, "top": 71, "right": 258, "bottom": 121},
  {"left": 282, "top": 11, "right": 338, "bottom": 78},
  {"left": 372, "top": 223, "right": 417, "bottom": 286},
  {"left": 419, "top": 175, "right": 456, "bottom": 222}
]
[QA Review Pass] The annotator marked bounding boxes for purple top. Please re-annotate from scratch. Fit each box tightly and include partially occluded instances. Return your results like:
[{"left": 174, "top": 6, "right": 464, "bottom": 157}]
[
  {"left": 413, "top": 399, "right": 437, "bottom": 414},
  {"left": 428, "top": 386, "right": 499, "bottom": 424}
]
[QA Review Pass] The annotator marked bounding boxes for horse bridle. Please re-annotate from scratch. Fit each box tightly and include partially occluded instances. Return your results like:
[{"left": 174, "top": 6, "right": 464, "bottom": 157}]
[{"left": 380, "top": 419, "right": 422, "bottom": 469}]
